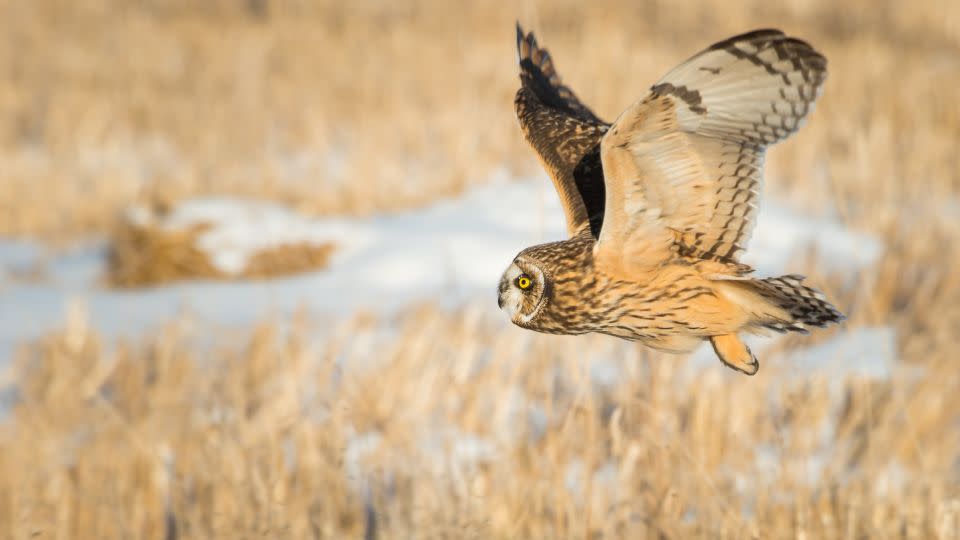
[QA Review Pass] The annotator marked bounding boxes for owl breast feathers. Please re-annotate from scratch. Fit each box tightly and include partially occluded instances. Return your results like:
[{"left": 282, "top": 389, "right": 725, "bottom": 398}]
[{"left": 498, "top": 25, "right": 843, "bottom": 376}]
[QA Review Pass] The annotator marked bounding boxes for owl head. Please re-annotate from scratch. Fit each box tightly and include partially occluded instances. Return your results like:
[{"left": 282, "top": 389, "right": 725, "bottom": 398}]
[{"left": 497, "top": 256, "right": 551, "bottom": 326}]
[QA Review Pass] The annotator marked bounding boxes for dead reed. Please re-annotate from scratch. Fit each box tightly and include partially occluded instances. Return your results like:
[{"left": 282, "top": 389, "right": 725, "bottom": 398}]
[
  {"left": 1, "top": 299, "right": 957, "bottom": 539},
  {"left": 0, "top": 0, "right": 957, "bottom": 240},
  {"left": 105, "top": 204, "right": 335, "bottom": 287}
]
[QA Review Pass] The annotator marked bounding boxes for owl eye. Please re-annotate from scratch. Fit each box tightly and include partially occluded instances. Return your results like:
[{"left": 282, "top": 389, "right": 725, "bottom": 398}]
[{"left": 516, "top": 275, "right": 533, "bottom": 290}]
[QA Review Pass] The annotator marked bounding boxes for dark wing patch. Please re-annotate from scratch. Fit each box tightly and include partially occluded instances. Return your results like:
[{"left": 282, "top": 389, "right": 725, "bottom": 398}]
[
  {"left": 515, "top": 23, "right": 609, "bottom": 238},
  {"left": 650, "top": 83, "right": 707, "bottom": 115},
  {"left": 516, "top": 24, "right": 604, "bottom": 124}
]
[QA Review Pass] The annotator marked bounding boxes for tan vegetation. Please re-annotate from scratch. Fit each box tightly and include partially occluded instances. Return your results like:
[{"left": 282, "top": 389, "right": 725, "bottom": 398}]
[
  {"left": 242, "top": 241, "right": 334, "bottom": 281},
  {"left": 106, "top": 206, "right": 335, "bottom": 287},
  {"left": 107, "top": 218, "right": 223, "bottom": 287},
  {"left": 1, "top": 303, "right": 957, "bottom": 539},
  {"left": 1, "top": 0, "right": 959, "bottom": 538},
  {"left": 0, "top": 0, "right": 957, "bottom": 239}
]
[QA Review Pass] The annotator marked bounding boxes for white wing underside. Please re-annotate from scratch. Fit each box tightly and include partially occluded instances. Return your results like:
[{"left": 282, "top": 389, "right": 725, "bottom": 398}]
[{"left": 595, "top": 30, "right": 827, "bottom": 274}]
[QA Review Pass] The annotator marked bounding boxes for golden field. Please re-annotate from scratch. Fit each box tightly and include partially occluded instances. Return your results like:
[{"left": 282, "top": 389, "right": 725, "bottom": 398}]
[{"left": 1, "top": 0, "right": 959, "bottom": 538}]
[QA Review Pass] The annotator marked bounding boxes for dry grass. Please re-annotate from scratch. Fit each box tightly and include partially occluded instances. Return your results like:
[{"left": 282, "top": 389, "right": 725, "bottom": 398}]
[
  {"left": 0, "top": 0, "right": 957, "bottom": 239},
  {"left": 106, "top": 219, "right": 223, "bottom": 287},
  {"left": 106, "top": 207, "right": 335, "bottom": 287},
  {"left": 1, "top": 300, "right": 957, "bottom": 539},
  {"left": 2, "top": 0, "right": 960, "bottom": 538},
  {"left": 242, "top": 242, "right": 335, "bottom": 281}
]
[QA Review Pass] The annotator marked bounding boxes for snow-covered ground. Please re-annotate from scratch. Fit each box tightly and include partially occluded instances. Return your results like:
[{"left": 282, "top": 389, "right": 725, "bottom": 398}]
[{"left": 1, "top": 173, "right": 883, "bottom": 366}]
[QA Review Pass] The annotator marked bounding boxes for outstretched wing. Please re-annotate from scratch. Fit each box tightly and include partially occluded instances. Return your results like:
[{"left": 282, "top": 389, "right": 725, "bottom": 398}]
[
  {"left": 595, "top": 29, "right": 827, "bottom": 274},
  {"left": 515, "top": 23, "right": 609, "bottom": 238}
]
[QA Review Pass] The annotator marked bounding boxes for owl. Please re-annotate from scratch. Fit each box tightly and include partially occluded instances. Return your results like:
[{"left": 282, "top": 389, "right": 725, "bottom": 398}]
[{"left": 498, "top": 25, "right": 844, "bottom": 375}]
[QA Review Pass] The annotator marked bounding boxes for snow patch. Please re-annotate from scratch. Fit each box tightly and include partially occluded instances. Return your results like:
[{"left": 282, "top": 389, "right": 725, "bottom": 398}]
[{"left": 1, "top": 175, "right": 881, "bottom": 361}]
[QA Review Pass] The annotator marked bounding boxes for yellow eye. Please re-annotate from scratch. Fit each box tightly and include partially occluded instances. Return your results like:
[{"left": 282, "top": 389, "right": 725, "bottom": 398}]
[{"left": 517, "top": 275, "right": 532, "bottom": 290}]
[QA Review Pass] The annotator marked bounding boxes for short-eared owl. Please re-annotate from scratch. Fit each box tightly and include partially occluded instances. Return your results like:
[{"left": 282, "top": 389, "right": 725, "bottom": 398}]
[{"left": 498, "top": 25, "right": 844, "bottom": 375}]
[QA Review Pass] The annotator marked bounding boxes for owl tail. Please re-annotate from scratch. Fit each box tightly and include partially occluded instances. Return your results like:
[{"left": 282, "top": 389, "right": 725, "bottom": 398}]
[
  {"left": 709, "top": 275, "right": 843, "bottom": 375},
  {"left": 719, "top": 274, "right": 846, "bottom": 333}
]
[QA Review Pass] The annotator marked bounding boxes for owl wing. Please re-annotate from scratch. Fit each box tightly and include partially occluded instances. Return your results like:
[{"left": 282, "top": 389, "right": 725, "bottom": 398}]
[
  {"left": 515, "top": 23, "right": 610, "bottom": 238},
  {"left": 595, "top": 29, "right": 827, "bottom": 274}
]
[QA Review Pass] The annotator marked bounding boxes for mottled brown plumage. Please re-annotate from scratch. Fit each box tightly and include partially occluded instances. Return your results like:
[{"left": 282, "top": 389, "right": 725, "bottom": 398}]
[
  {"left": 500, "top": 26, "right": 844, "bottom": 375},
  {"left": 515, "top": 25, "right": 608, "bottom": 237}
]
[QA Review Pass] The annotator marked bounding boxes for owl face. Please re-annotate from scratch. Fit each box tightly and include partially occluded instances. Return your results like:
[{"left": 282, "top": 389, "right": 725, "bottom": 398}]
[{"left": 497, "top": 256, "right": 551, "bottom": 326}]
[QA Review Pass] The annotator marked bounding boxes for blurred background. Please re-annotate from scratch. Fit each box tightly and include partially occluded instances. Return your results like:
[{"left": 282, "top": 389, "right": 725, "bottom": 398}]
[{"left": 1, "top": 0, "right": 959, "bottom": 538}]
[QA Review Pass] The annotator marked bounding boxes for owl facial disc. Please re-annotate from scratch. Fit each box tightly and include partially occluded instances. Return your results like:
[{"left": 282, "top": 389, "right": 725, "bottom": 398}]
[{"left": 498, "top": 258, "right": 548, "bottom": 326}]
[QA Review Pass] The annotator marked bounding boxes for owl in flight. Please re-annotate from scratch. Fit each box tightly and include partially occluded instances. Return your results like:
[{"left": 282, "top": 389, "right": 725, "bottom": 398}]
[{"left": 498, "top": 25, "right": 844, "bottom": 375}]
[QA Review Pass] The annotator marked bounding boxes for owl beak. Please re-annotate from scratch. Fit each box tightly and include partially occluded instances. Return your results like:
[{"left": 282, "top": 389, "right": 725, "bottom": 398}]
[{"left": 498, "top": 294, "right": 504, "bottom": 309}]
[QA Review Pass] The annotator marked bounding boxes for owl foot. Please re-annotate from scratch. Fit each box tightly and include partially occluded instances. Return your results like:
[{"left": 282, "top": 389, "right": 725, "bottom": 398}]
[{"left": 709, "top": 334, "right": 759, "bottom": 375}]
